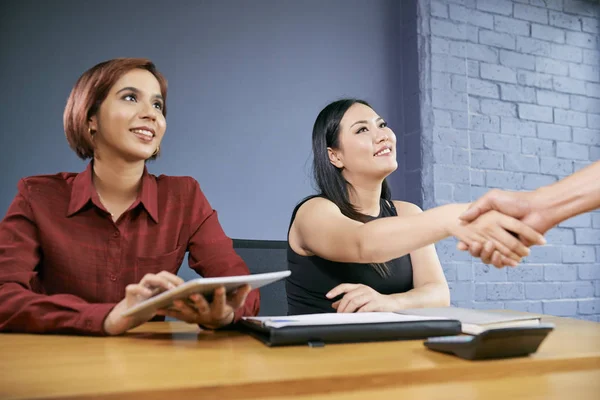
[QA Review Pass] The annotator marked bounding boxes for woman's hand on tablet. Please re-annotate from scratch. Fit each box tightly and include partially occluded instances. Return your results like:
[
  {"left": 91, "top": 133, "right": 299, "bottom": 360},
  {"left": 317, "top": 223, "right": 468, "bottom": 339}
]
[
  {"left": 103, "top": 271, "right": 184, "bottom": 335},
  {"left": 155, "top": 284, "right": 252, "bottom": 330}
]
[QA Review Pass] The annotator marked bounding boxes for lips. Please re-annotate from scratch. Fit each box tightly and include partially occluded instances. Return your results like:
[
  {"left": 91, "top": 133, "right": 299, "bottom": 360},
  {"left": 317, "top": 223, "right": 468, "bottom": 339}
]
[
  {"left": 130, "top": 127, "right": 155, "bottom": 142},
  {"left": 374, "top": 147, "right": 391, "bottom": 157}
]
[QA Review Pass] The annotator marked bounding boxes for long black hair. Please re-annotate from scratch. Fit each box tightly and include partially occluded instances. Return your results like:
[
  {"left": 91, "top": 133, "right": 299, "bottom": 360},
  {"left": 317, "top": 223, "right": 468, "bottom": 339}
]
[{"left": 312, "top": 99, "right": 392, "bottom": 276}]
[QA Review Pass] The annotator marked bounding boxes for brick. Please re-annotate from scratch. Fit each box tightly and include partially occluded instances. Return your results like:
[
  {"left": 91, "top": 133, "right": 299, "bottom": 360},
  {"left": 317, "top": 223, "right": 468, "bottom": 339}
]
[
  {"left": 434, "top": 164, "right": 471, "bottom": 184},
  {"left": 561, "top": 281, "right": 595, "bottom": 298},
  {"left": 526, "top": 245, "right": 562, "bottom": 264},
  {"left": 451, "top": 111, "right": 468, "bottom": 129},
  {"left": 431, "top": 0, "right": 449, "bottom": 18},
  {"left": 544, "top": 264, "right": 577, "bottom": 281},
  {"left": 566, "top": 31, "right": 598, "bottom": 49},
  {"left": 549, "top": 11, "right": 582, "bottom": 31},
  {"left": 514, "top": 4, "right": 548, "bottom": 24},
  {"left": 582, "top": 16, "right": 599, "bottom": 34},
  {"left": 481, "top": 63, "right": 518, "bottom": 83},
  {"left": 474, "top": 283, "right": 487, "bottom": 301},
  {"left": 468, "top": 79, "right": 500, "bottom": 98},
  {"left": 481, "top": 99, "right": 517, "bottom": 116},
  {"left": 470, "top": 131, "right": 484, "bottom": 149},
  {"left": 431, "top": 19, "right": 467, "bottom": 40},
  {"left": 517, "top": 71, "right": 553, "bottom": 89},
  {"left": 575, "top": 228, "right": 600, "bottom": 245},
  {"left": 526, "top": 283, "right": 562, "bottom": 299},
  {"left": 499, "top": 50, "right": 535, "bottom": 70},
  {"left": 579, "top": 264, "right": 600, "bottom": 279},
  {"left": 562, "top": 246, "right": 596, "bottom": 263},
  {"left": 476, "top": 0, "right": 513, "bottom": 16},
  {"left": 517, "top": 37, "right": 552, "bottom": 57},
  {"left": 494, "top": 15, "right": 530, "bottom": 36},
  {"left": 583, "top": 49, "right": 600, "bottom": 66},
  {"left": 454, "top": 262, "right": 473, "bottom": 281},
  {"left": 543, "top": 300, "right": 578, "bottom": 316},
  {"left": 433, "top": 89, "right": 468, "bottom": 111},
  {"left": 540, "top": 157, "right": 574, "bottom": 175},
  {"left": 435, "top": 183, "right": 454, "bottom": 200},
  {"left": 449, "top": 5, "right": 494, "bottom": 29},
  {"left": 559, "top": 214, "right": 592, "bottom": 228},
  {"left": 487, "top": 283, "right": 524, "bottom": 300},
  {"left": 508, "top": 266, "right": 544, "bottom": 282},
  {"left": 466, "top": 25, "right": 479, "bottom": 44},
  {"left": 471, "top": 302, "right": 505, "bottom": 310},
  {"left": 591, "top": 146, "right": 600, "bottom": 160},
  {"left": 472, "top": 150, "right": 503, "bottom": 169},
  {"left": 432, "top": 37, "right": 450, "bottom": 54},
  {"left": 501, "top": 84, "right": 536, "bottom": 103},
  {"left": 432, "top": 72, "right": 451, "bottom": 91},
  {"left": 587, "top": 82, "right": 600, "bottom": 98},
  {"left": 451, "top": 74, "right": 467, "bottom": 92},
  {"left": 453, "top": 183, "right": 473, "bottom": 201},
  {"left": 551, "top": 43, "right": 583, "bottom": 63},
  {"left": 433, "top": 54, "right": 467, "bottom": 75},
  {"left": 544, "top": 228, "right": 575, "bottom": 245},
  {"left": 501, "top": 117, "right": 536, "bottom": 137},
  {"left": 448, "top": 282, "right": 473, "bottom": 301},
  {"left": 535, "top": 57, "right": 568, "bottom": 76},
  {"left": 579, "top": 299, "right": 600, "bottom": 315},
  {"left": 519, "top": 104, "right": 553, "bottom": 122},
  {"left": 569, "top": 64, "right": 600, "bottom": 82},
  {"left": 449, "top": 40, "right": 467, "bottom": 58},
  {"left": 443, "top": 263, "right": 458, "bottom": 281},
  {"left": 536, "top": 90, "right": 570, "bottom": 108},
  {"left": 467, "top": 43, "right": 499, "bottom": 63},
  {"left": 471, "top": 170, "right": 486, "bottom": 186},
  {"left": 574, "top": 161, "right": 593, "bottom": 171},
  {"left": 470, "top": 114, "right": 500, "bottom": 132},
  {"left": 563, "top": 0, "right": 600, "bottom": 17},
  {"left": 522, "top": 137, "right": 555, "bottom": 157},
  {"left": 453, "top": 148, "right": 470, "bottom": 165},
  {"left": 529, "top": 0, "right": 563, "bottom": 11},
  {"left": 483, "top": 133, "right": 521, "bottom": 152},
  {"left": 555, "top": 109, "right": 588, "bottom": 127},
  {"left": 532, "top": 24, "right": 565, "bottom": 44},
  {"left": 504, "top": 301, "right": 543, "bottom": 313},
  {"left": 468, "top": 60, "right": 480, "bottom": 78},
  {"left": 557, "top": 141, "right": 590, "bottom": 160},
  {"left": 432, "top": 144, "right": 452, "bottom": 164},
  {"left": 504, "top": 153, "right": 540, "bottom": 173},
  {"left": 594, "top": 213, "right": 600, "bottom": 229},
  {"left": 572, "top": 96, "right": 600, "bottom": 114},
  {"left": 537, "top": 123, "right": 572, "bottom": 141},
  {"left": 474, "top": 264, "right": 507, "bottom": 282},
  {"left": 486, "top": 170, "right": 524, "bottom": 190},
  {"left": 479, "top": 30, "right": 516, "bottom": 50},
  {"left": 590, "top": 114, "right": 600, "bottom": 129},
  {"left": 553, "top": 76, "right": 588, "bottom": 94},
  {"left": 433, "top": 127, "right": 469, "bottom": 147},
  {"left": 596, "top": 280, "right": 600, "bottom": 296},
  {"left": 469, "top": 185, "right": 490, "bottom": 200}
]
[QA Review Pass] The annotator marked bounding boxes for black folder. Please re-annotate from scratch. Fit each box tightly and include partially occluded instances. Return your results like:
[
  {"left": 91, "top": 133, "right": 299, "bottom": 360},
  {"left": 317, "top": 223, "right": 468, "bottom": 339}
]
[{"left": 239, "top": 318, "right": 462, "bottom": 347}]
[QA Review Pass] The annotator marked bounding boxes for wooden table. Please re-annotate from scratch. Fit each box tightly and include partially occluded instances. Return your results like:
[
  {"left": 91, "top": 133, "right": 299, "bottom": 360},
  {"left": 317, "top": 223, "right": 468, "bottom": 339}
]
[{"left": 1, "top": 314, "right": 599, "bottom": 399}]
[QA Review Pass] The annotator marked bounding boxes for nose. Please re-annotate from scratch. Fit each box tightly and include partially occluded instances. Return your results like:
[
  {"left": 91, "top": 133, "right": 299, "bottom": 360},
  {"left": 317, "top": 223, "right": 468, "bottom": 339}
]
[
  {"left": 375, "top": 128, "right": 389, "bottom": 143},
  {"left": 139, "top": 102, "right": 158, "bottom": 121}
]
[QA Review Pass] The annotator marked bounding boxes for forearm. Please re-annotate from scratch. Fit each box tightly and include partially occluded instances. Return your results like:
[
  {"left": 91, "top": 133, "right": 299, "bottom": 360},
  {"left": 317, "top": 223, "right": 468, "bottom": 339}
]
[
  {"left": 389, "top": 282, "right": 451, "bottom": 310},
  {"left": 357, "top": 204, "right": 469, "bottom": 263},
  {"left": 534, "top": 161, "right": 600, "bottom": 226},
  {"left": 0, "top": 282, "right": 115, "bottom": 335}
]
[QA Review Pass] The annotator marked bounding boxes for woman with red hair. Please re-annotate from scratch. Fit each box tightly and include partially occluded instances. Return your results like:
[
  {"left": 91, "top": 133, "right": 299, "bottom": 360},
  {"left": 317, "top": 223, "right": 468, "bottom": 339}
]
[{"left": 0, "top": 58, "right": 259, "bottom": 335}]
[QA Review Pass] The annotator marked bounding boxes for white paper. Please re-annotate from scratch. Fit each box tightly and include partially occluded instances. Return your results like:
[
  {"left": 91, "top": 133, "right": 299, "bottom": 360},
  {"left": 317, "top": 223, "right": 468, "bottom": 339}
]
[{"left": 243, "top": 312, "right": 449, "bottom": 328}]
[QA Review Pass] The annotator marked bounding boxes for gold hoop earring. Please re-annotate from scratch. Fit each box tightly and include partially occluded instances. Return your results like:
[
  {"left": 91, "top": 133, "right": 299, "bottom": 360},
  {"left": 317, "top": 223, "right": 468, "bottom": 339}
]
[{"left": 152, "top": 146, "right": 160, "bottom": 156}]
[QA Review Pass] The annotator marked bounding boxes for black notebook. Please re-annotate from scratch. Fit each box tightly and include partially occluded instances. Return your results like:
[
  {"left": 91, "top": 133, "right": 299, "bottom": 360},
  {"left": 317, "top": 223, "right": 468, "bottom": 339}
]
[{"left": 239, "top": 312, "right": 462, "bottom": 347}]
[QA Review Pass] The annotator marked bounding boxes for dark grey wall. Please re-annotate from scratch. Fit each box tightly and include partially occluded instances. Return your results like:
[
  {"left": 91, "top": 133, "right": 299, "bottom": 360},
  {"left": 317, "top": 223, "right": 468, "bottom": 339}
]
[{"left": 0, "top": 0, "right": 411, "bottom": 240}]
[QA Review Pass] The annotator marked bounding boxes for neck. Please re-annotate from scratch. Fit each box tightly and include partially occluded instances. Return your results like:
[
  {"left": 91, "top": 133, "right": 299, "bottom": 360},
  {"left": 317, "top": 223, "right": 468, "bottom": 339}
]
[
  {"left": 345, "top": 175, "right": 384, "bottom": 217},
  {"left": 92, "top": 156, "right": 145, "bottom": 202}
]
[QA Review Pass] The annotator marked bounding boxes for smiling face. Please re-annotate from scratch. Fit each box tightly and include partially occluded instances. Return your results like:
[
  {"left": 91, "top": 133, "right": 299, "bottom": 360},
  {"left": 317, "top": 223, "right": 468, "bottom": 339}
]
[
  {"left": 88, "top": 68, "right": 166, "bottom": 162},
  {"left": 327, "top": 103, "right": 397, "bottom": 182}
]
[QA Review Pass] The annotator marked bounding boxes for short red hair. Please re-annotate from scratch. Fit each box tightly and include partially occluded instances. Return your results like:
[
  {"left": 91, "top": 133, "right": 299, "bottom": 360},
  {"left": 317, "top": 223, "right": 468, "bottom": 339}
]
[{"left": 63, "top": 58, "right": 168, "bottom": 160}]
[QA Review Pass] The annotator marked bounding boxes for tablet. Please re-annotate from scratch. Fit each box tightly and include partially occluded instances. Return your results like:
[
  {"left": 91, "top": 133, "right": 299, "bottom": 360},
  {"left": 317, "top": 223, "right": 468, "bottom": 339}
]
[{"left": 121, "top": 270, "right": 291, "bottom": 318}]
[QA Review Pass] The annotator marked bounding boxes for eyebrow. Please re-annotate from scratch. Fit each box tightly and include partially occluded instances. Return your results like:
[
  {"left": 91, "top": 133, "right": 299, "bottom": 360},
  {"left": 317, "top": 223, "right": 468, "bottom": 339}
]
[
  {"left": 350, "top": 117, "right": 383, "bottom": 128},
  {"left": 116, "top": 86, "right": 164, "bottom": 101}
]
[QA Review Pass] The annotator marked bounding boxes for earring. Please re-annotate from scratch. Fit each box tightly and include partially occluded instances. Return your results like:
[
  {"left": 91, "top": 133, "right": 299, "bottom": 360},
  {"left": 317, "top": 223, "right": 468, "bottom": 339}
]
[{"left": 152, "top": 146, "right": 160, "bottom": 156}]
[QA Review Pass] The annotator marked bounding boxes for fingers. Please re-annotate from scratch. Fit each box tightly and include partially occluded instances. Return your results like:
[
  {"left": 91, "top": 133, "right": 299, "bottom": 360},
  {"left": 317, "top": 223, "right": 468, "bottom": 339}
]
[
  {"left": 499, "top": 216, "right": 546, "bottom": 246},
  {"left": 326, "top": 284, "right": 360, "bottom": 299},
  {"left": 460, "top": 189, "right": 530, "bottom": 223},
  {"left": 337, "top": 294, "right": 370, "bottom": 313},
  {"left": 190, "top": 293, "right": 210, "bottom": 314},
  {"left": 125, "top": 283, "right": 153, "bottom": 299},
  {"left": 459, "top": 191, "right": 499, "bottom": 222},
  {"left": 227, "top": 285, "right": 251, "bottom": 310},
  {"left": 139, "top": 273, "right": 177, "bottom": 294},
  {"left": 156, "top": 271, "right": 185, "bottom": 287}
]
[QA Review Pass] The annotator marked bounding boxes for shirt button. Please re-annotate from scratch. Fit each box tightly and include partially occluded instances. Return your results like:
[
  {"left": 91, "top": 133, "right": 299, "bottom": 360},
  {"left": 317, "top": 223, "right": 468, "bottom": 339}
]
[
  {"left": 113, "top": 231, "right": 120, "bottom": 238},
  {"left": 109, "top": 274, "right": 117, "bottom": 281}
]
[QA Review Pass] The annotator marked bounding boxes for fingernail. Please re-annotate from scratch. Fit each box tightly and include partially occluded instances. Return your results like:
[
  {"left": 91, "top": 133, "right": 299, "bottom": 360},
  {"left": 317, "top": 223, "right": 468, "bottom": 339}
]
[
  {"left": 326, "top": 292, "right": 332, "bottom": 298},
  {"left": 539, "top": 237, "right": 547, "bottom": 245},
  {"left": 168, "top": 283, "right": 176, "bottom": 289}
]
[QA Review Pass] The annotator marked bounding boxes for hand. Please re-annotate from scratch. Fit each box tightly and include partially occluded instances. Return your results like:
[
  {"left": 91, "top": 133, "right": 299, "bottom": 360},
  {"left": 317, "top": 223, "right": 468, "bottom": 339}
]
[
  {"left": 457, "top": 190, "right": 551, "bottom": 268},
  {"left": 155, "top": 284, "right": 251, "bottom": 330},
  {"left": 448, "top": 207, "right": 546, "bottom": 268},
  {"left": 103, "top": 271, "right": 183, "bottom": 336},
  {"left": 326, "top": 283, "right": 396, "bottom": 313}
]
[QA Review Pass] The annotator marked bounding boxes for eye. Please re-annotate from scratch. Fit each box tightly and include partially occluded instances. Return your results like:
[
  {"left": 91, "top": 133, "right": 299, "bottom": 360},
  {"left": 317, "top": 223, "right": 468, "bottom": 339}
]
[
  {"left": 379, "top": 121, "right": 388, "bottom": 128},
  {"left": 153, "top": 101, "right": 163, "bottom": 110},
  {"left": 123, "top": 94, "right": 137, "bottom": 102},
  {"left": 356, "top": 126, "right": 368, "bottom": 134}
]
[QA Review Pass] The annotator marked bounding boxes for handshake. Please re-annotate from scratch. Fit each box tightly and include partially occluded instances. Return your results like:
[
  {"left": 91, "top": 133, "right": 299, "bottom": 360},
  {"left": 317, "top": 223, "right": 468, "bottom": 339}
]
[{"left": 452, "top": 161, "right": 599, "bottom": 269}]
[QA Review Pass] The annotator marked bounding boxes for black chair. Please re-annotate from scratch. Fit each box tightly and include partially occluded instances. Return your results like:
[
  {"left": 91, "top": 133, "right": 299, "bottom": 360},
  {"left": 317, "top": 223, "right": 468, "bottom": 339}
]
[{"left": 176, "top": 239, "right": 289, "bottom": 316}]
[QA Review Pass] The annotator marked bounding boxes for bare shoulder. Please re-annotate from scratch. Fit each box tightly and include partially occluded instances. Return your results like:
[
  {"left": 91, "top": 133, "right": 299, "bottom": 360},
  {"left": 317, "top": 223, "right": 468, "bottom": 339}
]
[{"left": 392, "top": 200, "right": 423, "bottom": 216}]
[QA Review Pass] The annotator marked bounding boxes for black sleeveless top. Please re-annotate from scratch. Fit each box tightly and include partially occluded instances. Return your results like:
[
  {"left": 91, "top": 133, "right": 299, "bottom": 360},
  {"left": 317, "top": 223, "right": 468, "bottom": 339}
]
[{"left": 286, "top": 196, "right": 414, "bottom": 315}]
